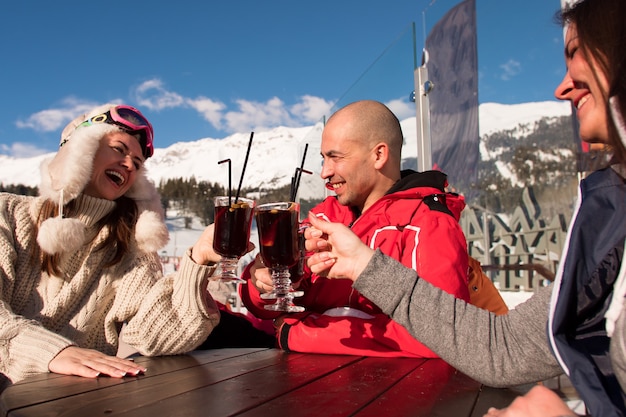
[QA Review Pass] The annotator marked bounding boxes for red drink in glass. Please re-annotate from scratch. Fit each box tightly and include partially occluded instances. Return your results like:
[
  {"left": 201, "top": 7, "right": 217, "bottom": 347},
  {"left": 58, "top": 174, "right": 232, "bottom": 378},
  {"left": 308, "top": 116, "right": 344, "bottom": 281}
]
[
  {"left": 213, "top": 200, "right": 254, "bottom": 257},
  {"left": 212, "top": 196, "right": 255, "bottom": 281},
  {"left": 288, "top": 226, "right": 307, "bottom": 284},
  {"left": 255, "top": 201, "right": 304, "bottom": 312},
  {"left": 256, "top": 205, "right": 300, "bottom": 268}
]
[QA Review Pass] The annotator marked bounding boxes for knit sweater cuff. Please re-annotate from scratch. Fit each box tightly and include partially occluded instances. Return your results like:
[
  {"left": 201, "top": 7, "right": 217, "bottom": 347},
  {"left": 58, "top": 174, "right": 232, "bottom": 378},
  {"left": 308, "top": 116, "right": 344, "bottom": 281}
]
[
  {"left": 173, "top": 248, "right": 218, "bottom": 317},
  {"left": 10, "top": 326, "right": 75, "bottom": 376}
]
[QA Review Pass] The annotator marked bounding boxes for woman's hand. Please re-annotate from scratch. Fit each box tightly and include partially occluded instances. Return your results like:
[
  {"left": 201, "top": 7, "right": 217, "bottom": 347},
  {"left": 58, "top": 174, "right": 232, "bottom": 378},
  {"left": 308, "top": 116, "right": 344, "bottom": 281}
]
[
  {"left": 48, "top": 346, "right": 147, "bottom": 378},
  {"left": 483, "top": 385, "right": 577, "bottom": 417},
  {"left": 191, "top": 224, "right": 221, "bottom": 265},
  {"left": 304, "top": 213, "right": 375, "bottom": 282},
  {"left": 191, "top": 224, "right": 255, "bottom": 266}
]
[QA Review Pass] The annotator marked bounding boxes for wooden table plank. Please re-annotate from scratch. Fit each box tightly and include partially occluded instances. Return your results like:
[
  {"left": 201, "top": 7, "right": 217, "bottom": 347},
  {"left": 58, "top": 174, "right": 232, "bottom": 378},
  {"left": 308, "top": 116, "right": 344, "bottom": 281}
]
[
  {"left": 354, "top": 359, "right": 482, "bottom": 417},
  {"left": 469, "top": 384, "right": 534, "bottom": 417},
  {"left": 3, "top": 348, "right": 275, "bottom": 417},
  {"left": 1, "top": 347, "right": 268, "bottom": 416},
  {"left": 233, "top": 356, "right": 429, "bottom": 417},
  {"left": 0, "top": 349, "right": 528, "bottom": 417},
  {"left": 116, "top": 351, "right": 363, "bottom": 417}
]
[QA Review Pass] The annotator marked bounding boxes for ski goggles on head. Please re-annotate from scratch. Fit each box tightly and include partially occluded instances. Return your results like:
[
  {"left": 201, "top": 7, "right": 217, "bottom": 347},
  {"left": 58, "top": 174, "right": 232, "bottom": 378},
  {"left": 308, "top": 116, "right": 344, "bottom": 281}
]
[{"left": 73, "top": 105, "right": 154, "bottom": 158}]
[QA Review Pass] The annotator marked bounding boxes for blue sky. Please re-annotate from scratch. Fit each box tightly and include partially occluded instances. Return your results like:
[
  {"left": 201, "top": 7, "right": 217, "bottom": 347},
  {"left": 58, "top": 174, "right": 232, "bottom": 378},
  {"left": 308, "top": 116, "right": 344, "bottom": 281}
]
[{"left": 0, "top": 0, "right": 567, "bottom": 157}]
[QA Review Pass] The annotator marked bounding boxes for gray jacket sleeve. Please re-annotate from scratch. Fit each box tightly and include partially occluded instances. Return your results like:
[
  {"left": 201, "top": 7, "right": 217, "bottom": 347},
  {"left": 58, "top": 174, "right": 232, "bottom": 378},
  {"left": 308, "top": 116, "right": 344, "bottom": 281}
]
[{"left": 353, "top": 250, "right": 563, "bottom": 387}]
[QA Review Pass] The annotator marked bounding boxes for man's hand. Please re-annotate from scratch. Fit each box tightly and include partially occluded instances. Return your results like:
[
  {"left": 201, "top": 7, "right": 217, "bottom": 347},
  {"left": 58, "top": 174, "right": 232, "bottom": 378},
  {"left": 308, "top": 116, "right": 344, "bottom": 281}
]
[
  {"left": 48, "top": 346, "right": 147, "bottom": 379},
  {"left": 249, "top": 255, "right": 274, "bottom": 294},
  {"left": 304, "top": 213, "right": 375, "bottom": 282}
]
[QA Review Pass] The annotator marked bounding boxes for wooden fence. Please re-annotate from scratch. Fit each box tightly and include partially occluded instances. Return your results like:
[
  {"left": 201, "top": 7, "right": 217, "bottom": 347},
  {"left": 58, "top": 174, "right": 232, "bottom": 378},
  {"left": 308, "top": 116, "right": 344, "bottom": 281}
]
[{"left": 461, "top": 188, "right": 571, "bottom": 291}]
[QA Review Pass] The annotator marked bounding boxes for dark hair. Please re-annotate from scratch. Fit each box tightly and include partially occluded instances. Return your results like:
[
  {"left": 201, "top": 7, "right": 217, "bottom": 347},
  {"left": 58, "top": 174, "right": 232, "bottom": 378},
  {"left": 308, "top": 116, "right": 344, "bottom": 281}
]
[
  {"left": 558, "top": 0, "right": 626, "bottom": 164},
  {"left": 38, "top": 196, "right": 138, "bottom": 275}
]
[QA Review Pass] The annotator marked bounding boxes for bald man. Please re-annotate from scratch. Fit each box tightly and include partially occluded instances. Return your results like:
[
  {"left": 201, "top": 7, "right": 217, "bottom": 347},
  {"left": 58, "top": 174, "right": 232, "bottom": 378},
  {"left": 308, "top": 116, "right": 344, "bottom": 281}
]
[{"left": 240, "top": 100, "right": 472, "bottom": 357}]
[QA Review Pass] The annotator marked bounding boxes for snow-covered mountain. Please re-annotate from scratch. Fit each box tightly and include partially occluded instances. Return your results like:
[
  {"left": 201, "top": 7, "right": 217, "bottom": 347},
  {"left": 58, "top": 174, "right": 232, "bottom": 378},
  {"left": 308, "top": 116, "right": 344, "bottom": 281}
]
[{"left": 0, "top": 101, "right": 571, "bottom": 200}]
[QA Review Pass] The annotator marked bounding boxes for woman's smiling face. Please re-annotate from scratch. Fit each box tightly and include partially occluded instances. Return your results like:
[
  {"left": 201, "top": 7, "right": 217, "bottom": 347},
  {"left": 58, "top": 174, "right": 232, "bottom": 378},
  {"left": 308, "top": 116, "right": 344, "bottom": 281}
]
[
  {"left": 83, "top": 131, "right": 145, "bottom": 201},
  {"left": 554, "top": 24, "right": 610, "bottom": 145}
]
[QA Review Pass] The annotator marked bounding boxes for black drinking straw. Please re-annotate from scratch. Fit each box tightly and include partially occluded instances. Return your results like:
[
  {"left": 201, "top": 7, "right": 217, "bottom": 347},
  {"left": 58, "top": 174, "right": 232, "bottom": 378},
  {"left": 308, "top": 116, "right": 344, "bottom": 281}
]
[
  {"left": 290, "top": 167, "right": 313, "bottom": 201},
  {"left": 218, "top": 158, "right": 232, "bottom": 205},
  {"left": 291, "top": 144, "right": 309, "bottom": 201},
  {"left": 235, "top": 132, "right": 254, "bottom": 203}
]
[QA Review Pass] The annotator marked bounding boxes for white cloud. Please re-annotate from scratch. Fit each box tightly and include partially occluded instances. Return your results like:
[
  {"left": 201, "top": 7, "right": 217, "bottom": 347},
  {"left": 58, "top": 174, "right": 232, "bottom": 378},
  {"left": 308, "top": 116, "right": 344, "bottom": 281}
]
[
  {"left": 15, "top": 79, "right": 337, "bottom": 139},
  {"left": 187, "top": 97, "right": 227, "bottom": 128},
  {"left": 499, "top": 59, "right": 522, "bottom": 81},
  {"left": 135, "top": 79, "right": 185, "bottom": 110},
  {"left": 0, "top": 142, "right": 50, "bottom": 158},
  {"left": 385, "top": 98, "right": 415, "bottom": 120},
  {"left": 223, "top": 97, "right": 292, "bottom": 133},
  {"left": 132, "top": 79, "right": 333, "bottom": 133},
  {"left": 15, "top": 97, "right": 102, "bottom": 132},
  {"left": 290, "top": 95, "right": 334, "bottom": 124}
]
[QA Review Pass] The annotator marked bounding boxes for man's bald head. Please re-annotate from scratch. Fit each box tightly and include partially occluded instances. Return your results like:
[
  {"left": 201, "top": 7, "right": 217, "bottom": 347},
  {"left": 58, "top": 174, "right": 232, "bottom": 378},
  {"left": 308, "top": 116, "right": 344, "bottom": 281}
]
[
  {"left": 320, "top": 100, "right": 404, "bottom": 213},
  {"left": 325, "top": 100, "right": 403, "bottom": 165}
]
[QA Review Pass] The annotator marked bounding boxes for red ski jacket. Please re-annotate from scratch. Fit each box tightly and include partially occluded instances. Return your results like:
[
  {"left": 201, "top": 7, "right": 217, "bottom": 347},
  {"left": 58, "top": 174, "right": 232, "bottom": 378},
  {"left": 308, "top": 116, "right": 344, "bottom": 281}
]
[{"left": 240, "top": 170, "right": 470, "bottom": 357}]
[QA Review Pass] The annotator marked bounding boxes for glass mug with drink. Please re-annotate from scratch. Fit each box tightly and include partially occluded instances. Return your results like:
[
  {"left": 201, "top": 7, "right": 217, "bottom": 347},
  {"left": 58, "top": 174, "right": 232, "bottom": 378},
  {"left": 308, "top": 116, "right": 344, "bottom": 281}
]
[
  {"left": 286, "top": 225, "right": 308, "bottom": 298},
  {"left": 255, "top": 201, "right": 305, "bottom": 312},
  {"left": 212, "top": 196, "right": 255, "bottom": 282}
]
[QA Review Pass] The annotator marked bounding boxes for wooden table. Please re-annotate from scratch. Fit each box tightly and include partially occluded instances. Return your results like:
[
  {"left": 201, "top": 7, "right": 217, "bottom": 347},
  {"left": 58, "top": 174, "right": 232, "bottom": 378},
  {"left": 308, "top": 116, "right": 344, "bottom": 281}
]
[{"left": 0, "top": 348, "right": 528, "bottom": 417}]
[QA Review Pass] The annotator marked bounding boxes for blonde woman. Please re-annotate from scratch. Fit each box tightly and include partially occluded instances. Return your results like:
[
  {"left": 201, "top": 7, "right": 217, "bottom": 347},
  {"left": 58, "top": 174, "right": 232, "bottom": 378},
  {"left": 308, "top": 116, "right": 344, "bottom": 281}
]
[{"left": 0, "top": 105, "right": 221, "bottom": 389}]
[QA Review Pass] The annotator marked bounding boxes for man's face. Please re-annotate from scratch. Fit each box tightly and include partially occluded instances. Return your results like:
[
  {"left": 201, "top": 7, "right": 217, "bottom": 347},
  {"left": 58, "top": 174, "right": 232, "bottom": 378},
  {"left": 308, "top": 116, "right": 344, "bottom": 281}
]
[{"left": 320, "top": 122, "right": 378, "bottom": 211}]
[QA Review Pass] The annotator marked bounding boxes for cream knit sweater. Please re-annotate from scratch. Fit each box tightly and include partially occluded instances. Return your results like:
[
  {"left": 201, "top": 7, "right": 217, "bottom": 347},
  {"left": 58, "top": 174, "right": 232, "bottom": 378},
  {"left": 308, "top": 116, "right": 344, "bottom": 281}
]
[{"left": 0, "top": 193, "right": 219, "bottom": 385}]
